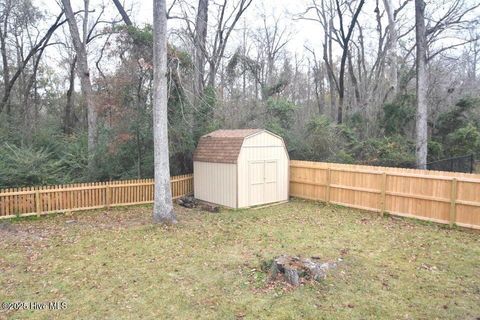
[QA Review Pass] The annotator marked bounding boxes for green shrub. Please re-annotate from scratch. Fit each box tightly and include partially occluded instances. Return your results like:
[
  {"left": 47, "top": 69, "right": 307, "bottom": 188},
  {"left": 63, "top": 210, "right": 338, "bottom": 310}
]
[
  {"left": 435, "top": 97, "right": 479, "bottom": 142},
  {"left": 427, "top": 140, "right": 444, "bottom": 161},
  {"left": 352, "top": 135, "right": 416, "bottom": 167},
  {"left": 0, "top": 143, "right": 65, "bottom": 188},
  {"left": 445, "top": 123, "right": 480, "bottom": 157},
  {"left": 381, "top": 95, "right": 415, "bottom": 136}
]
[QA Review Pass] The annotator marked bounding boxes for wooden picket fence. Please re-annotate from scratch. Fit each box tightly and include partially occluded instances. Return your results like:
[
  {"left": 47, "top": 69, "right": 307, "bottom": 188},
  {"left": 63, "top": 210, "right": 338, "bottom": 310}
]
[
  {"left": 289, "top": 160, "right": 480, "bottom": 230},
  {"left": 0, "top": 174, "right": 193, "bottom": 219},
  {"left": 2, "top": 161, "right": 480, "bottom": 230}
]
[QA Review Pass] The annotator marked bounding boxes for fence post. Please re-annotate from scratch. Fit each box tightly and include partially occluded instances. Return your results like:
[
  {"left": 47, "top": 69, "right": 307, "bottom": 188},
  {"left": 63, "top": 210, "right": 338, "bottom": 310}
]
[
  {"left": 106, "top": 185, "right": 111, "bottom": 210},
  {"left": 326, "top": 167, "right": 331, "bottom": 204},
  {"left": 380, "top": 172, "right": 387, "bottom": 217},
  {"left": 450, "top": 178, "right": 457, "bottom": 226},
  {"left": 470, "top": 154, "right": 474, "bottom": 174},
  {"left": 35, "top": 190, "right": 41, "bottom": 217}
]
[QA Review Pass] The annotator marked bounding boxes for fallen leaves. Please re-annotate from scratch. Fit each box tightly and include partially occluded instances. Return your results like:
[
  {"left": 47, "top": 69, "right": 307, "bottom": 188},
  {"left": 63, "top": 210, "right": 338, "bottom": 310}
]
[{"left": 0, "top": 200, "right": 479, "bottom": 319}]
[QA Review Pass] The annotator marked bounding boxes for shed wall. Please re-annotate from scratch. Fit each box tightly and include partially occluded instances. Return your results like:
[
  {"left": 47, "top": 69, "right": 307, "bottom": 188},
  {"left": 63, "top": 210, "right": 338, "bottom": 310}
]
[
  {"left": 237, "top": 132, "right": 289, "bottom": 207},
  {"left": 194, "top": 161, "right": 237, "bottom": 208}
]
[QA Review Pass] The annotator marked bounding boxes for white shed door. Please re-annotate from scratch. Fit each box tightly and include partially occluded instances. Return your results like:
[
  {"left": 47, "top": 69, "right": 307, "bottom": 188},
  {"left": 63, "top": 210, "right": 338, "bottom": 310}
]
[{"left": 248, "top": 160, "right": 278, "bottom": 206}]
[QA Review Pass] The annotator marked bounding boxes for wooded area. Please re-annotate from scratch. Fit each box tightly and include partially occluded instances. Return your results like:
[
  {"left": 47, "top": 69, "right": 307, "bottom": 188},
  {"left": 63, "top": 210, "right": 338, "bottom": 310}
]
[{"left": 0, "top": 0, "right": 479, "bottom": 188}]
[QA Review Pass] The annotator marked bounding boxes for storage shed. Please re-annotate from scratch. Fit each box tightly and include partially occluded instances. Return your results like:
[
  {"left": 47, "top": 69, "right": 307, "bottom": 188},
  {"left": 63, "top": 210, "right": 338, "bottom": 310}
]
[{"left": 193, "top": 129, "right": 289, "bottom": 208}]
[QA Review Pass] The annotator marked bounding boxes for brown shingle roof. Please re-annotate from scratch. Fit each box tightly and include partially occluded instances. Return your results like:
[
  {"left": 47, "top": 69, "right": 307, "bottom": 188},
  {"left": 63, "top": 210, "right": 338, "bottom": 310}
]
[{"left": 193, "top": 129, "right": 263, "bottom": 164}]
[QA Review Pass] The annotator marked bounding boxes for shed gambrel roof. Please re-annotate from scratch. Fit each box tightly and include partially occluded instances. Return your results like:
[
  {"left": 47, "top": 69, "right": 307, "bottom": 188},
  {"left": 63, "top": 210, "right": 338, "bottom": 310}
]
[{"left": 193, "top": 129, "right": 264, "bottom": 164}]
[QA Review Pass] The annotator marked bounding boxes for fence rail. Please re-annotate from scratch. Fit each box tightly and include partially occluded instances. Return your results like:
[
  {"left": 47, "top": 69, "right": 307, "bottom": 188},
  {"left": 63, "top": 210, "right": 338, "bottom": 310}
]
[
  {"left": 0, "top": 174, "right": 193, "bottom": 219},
  {"left": 289, "top": 160, "right": 480, "bottom": 230}
]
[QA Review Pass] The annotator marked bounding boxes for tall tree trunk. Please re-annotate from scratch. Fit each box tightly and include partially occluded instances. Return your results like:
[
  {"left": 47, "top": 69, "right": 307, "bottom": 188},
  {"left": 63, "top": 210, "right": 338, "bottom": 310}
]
[
  {"left": 242, "top": 18, "right": 247, "bottom": 98},
  {"left": 153, "top": 0, "right": 176, "bottom": 224},
  {"left": 337, "top": 50, "right": 347, "bottom": 123},
  {"left": 347, "top": 51, "right": 360, "bottom": 107},
  {"left": 208, "top": 61, "right": 216, "bottom": 88},
  {"left": 64, "top": 56, "right": 77, "bottom": 135},
  {"left": 135, "top": 72, "right": 145, "bottom": 178},
  {"left": 383, "top": 0, "right": 398, "bottom": 96},
  {"left": 471, "top": 38, "right": 478, "bottom": 82},
  {"left": 193, "top": 0, "right": 209, "bottom": 138},
  {"left": 194, "top": 0, "right": 208, "bottom": 98},
  {"left": 23, "top": 43, "right": 48, "bottom": 136},
  {"left": 62, "top": 0, "right": 98, "bottom": 169},
  {"left": 415, "top": 0, "right": 428, "bottom": 169},
  {"left": 324, "top": 19, "right": 337, "bottom": 119},
  {"left": 0, "top": 21, "right": 10, "bottom": 115},
  {"left": 313, "top": 66, "right": 325, "bottom": 115}
]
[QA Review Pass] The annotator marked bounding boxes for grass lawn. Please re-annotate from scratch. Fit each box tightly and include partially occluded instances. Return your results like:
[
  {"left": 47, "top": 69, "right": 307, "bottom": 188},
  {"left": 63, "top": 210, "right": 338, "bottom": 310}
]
[{"left": 1, "top": 199, "right": 479, "bottom": 319}]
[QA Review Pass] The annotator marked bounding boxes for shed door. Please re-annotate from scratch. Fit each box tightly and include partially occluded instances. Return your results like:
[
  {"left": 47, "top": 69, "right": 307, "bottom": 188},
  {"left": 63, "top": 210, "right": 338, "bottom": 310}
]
[{"left": 248, "top": 160, "right": 278, "bottom": 206}]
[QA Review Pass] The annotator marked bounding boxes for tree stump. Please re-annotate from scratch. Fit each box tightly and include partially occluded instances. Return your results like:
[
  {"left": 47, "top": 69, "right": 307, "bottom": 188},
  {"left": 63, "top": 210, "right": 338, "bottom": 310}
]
[{"left": 269, "top": 255, "right": 337, "bottom": 286}]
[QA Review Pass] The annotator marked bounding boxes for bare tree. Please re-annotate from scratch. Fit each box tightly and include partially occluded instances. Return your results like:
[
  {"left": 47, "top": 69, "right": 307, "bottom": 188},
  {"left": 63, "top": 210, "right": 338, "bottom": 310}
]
[
  {"left": 323, "top": 4, "right": 337, "bottom": 120},
  {"left": 207, "top": 0, "right": 253, "bottom": 88},
  {"left": 400, "top": 0, "right": 480, "bottom": 89},
  {"left": 415, "top": 0, "right": 428, "bottom": 168},
  {"left": 153, "top": 0, "right": 176, "bottom": 224},
  {"left": 247, "top": 13, "right": 291, "bottom": 100},
  {"left": 194, "top": 0, "right": 208, "bottom": 98},
  {"left": 301, "top": 0, "right": 365, "bottom": 122},
  {"left": 61, "top": 0, "right": 98, "bottom": 168},
  {"left": 0, "top": 7, "right": 66, "bottom": 114},
  {"left": 333, "top": 0, "right": 365, "bottom": 124}
]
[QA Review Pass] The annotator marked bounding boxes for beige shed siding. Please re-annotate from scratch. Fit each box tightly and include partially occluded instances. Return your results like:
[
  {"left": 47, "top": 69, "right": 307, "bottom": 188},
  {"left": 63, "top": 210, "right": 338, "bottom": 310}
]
[
  {"left": 194, "top": 161, "right": 237, "bottom": 208},
  {"left": 237, "top": 132, "right": 289, "bottom": 208}
]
